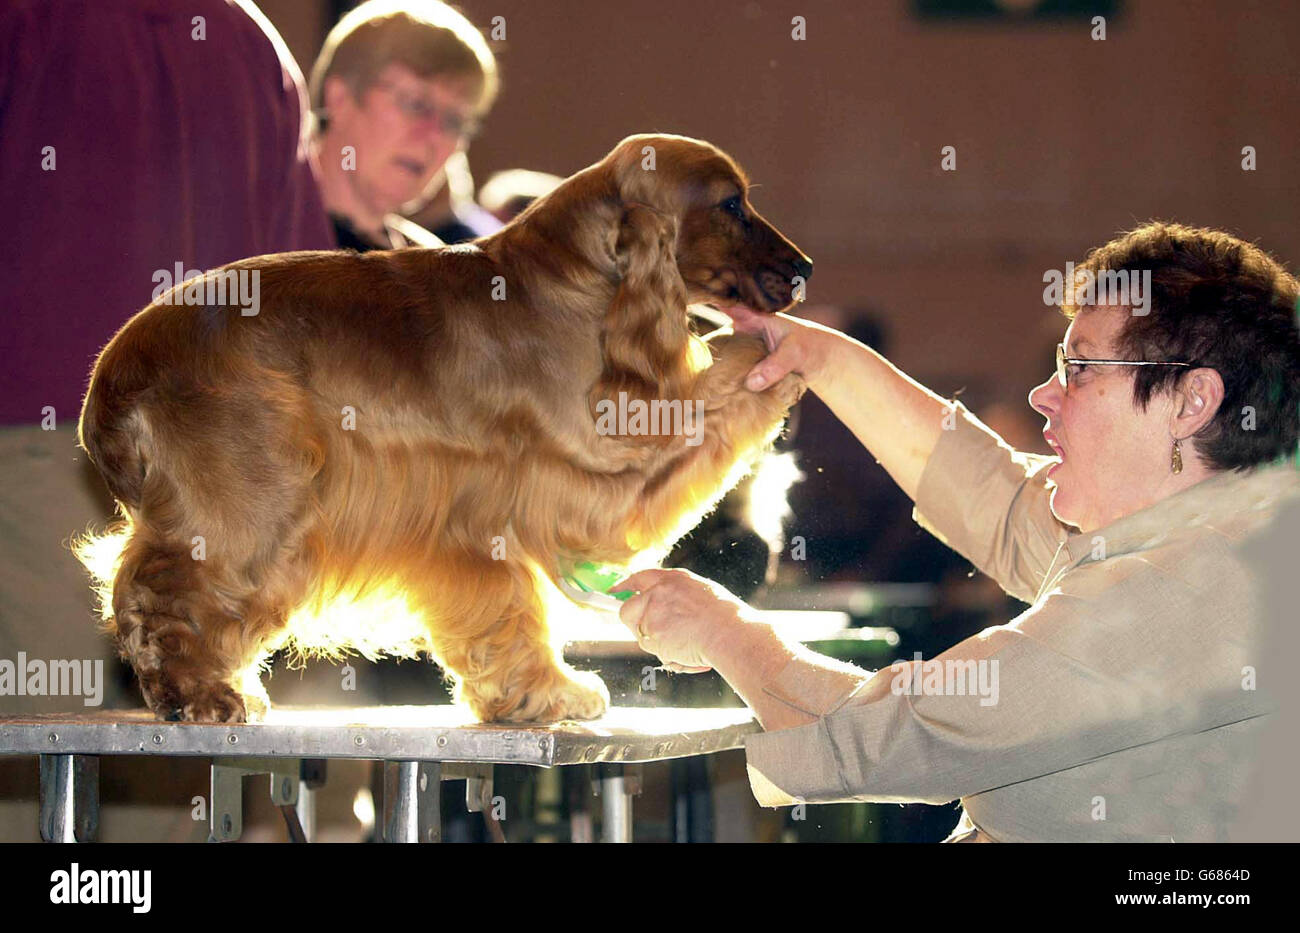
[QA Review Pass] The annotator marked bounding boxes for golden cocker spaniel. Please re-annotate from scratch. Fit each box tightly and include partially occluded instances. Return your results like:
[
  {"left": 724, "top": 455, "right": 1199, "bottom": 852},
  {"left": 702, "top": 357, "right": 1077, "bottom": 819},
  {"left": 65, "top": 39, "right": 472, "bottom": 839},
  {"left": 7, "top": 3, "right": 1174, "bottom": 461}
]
[{"left": 76, "top": 133, "right": 812, "bottom": 723}]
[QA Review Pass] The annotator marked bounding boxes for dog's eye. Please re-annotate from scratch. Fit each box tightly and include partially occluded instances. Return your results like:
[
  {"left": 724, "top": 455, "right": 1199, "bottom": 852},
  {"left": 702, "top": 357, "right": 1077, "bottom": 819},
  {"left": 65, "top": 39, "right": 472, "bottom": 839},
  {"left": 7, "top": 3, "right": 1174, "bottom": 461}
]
[{"left": 719, "top": 196, "right": 745, "bottom": 220}]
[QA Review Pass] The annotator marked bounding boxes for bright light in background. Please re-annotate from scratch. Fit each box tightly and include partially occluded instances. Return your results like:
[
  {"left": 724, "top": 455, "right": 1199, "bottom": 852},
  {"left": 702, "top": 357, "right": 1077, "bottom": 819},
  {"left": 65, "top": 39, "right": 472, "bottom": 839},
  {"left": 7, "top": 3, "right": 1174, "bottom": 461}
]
[
  {"left": 352, "top": 787, "right": 376, "bottom": 834},
  {"left": 744, "top": 450, "right": 803, "bottom": 554}
]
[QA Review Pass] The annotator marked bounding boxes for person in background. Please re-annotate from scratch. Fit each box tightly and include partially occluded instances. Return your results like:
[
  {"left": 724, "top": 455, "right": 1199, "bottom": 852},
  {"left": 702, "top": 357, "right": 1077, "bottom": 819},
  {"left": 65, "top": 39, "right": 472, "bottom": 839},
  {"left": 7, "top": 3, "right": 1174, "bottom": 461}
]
[
  {"left": 308, "top": 0, "right": 499, "bottom": 250},
  {"left": 0, "top": 0, "right": 336, "bottom": 840}
]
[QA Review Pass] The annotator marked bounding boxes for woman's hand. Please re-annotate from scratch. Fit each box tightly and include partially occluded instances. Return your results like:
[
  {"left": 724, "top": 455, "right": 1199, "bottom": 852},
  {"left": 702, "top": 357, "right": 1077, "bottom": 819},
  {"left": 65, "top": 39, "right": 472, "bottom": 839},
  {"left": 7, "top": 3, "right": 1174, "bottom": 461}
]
[
  {"left": 612, "top": 567, "right": 753, "bottom": 673},
  {"left": 721, "top": 306, "right": 835, "bottom": 393},
  {"left": 726, "top": 303, "right": 953, "bottom": 502}
]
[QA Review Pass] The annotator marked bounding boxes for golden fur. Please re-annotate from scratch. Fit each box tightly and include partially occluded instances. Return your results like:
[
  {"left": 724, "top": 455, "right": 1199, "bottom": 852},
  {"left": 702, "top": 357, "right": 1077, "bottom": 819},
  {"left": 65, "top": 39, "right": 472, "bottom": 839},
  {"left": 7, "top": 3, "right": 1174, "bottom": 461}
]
[{"left": 75, "top": 134, "right": 812, "bottom": 723}]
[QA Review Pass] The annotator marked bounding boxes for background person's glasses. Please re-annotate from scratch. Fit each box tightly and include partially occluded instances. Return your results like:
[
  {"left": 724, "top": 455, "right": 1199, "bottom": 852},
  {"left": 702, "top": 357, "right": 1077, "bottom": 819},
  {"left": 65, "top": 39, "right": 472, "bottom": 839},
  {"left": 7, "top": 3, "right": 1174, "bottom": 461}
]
[
  {"left": 1055, "top": 342, "right": 1193, "bottom": 389},
  {"left": 372, "top": 81, "right": 481, "bottom": 139}
]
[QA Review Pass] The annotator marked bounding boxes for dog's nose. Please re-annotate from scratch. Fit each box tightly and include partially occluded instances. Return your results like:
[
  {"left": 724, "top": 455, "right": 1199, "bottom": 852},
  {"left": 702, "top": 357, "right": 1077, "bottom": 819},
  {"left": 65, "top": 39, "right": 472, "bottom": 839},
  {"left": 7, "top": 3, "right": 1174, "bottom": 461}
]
[{"left": 793, "top": 256, "right": 813, "bottom": 281}]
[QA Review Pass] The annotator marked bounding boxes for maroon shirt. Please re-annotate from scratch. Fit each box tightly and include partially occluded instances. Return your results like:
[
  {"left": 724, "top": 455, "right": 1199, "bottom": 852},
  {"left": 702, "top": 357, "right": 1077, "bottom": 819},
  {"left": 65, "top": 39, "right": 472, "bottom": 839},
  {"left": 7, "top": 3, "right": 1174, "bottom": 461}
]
[{"left": 0, "top": 0, "right": 336, "bottom": 425}]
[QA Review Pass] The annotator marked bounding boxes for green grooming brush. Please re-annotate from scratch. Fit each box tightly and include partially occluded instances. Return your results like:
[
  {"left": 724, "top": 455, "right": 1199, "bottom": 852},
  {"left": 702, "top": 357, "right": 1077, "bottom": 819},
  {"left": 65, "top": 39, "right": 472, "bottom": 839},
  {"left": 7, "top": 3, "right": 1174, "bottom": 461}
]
[{"left": 563, "top": 561, "right": 635, "bottom": 601}]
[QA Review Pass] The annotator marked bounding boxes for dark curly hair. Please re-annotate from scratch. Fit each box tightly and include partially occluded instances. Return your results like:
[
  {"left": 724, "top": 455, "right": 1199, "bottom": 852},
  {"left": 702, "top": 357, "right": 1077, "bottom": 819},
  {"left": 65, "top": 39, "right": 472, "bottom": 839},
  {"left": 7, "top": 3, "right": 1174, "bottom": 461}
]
[{"left": 1064, "top": 222, "right": 1300, "bottom": 472}]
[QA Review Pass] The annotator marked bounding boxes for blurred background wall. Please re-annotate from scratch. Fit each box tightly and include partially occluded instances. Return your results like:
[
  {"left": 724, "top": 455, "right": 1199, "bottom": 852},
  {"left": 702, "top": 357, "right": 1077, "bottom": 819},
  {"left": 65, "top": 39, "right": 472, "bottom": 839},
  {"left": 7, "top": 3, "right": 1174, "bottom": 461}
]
[{"left": 262, "top": 0, "right": 1300, "bottom": 421}]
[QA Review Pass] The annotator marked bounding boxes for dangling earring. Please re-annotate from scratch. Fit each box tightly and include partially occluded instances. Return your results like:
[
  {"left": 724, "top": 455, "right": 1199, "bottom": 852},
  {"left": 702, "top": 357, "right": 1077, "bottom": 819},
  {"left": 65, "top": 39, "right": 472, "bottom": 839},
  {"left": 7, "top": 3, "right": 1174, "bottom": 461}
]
[{"left": 1171, "top": 438, "right": 1183, "bottom": 474}]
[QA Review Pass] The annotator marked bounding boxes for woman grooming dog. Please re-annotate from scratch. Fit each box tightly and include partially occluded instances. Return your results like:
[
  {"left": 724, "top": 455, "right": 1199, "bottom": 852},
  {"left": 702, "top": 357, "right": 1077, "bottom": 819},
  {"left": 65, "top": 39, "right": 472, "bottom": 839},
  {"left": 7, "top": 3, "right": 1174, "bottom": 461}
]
[{"left": 616, "top": 222, "right": 1300, "bottom": 842}]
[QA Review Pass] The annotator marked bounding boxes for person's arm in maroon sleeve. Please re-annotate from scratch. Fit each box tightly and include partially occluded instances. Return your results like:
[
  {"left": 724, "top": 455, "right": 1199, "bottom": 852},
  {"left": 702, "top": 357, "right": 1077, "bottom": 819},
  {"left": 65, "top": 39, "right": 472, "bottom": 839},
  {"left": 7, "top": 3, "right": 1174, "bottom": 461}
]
[{"left": 232, "top": 0, "right": 336, "bottom": 253}]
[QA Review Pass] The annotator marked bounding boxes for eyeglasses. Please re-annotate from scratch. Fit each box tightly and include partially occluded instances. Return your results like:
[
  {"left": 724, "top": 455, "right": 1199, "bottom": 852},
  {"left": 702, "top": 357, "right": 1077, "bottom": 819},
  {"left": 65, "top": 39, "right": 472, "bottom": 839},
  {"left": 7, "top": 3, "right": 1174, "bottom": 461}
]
[
  {"left": 1055, "top": 342, "right": 1193, "bottom": 389},
  {"left": 372, "top": 81, "right": 481, "bottom": 139}
]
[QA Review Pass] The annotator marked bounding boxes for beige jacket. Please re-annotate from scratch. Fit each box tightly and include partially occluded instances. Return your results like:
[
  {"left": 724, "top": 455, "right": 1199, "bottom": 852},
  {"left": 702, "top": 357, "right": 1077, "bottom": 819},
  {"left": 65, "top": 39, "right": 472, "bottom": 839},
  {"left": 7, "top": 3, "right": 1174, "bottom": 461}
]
[{"left": 744, "top": 400, "right": 1299, "bottom": 841}]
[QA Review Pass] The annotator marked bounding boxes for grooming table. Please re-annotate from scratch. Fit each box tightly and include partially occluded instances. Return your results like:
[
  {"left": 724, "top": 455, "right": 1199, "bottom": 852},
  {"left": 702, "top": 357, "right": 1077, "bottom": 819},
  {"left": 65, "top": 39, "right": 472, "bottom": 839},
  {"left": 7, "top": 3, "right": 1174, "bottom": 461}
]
[
  {"left": 0, "top": 705, "right": 757, "bottom": 843},
  {"left": 3, "top": 610, "right": 896, "bottom": 843}
]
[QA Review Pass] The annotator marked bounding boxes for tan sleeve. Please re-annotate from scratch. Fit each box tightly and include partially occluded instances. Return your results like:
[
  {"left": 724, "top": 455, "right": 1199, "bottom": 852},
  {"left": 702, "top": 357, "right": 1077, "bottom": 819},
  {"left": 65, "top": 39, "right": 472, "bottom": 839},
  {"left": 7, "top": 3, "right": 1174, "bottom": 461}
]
[
  {"left": 744, "top": 566, "right": 1266, "bottom": 808},
  {"left": 910, "top": 400, "right": 1070, "bottom": 603},
  {"left": 757, "top": 648, "right": 875, "bottom": 721}
]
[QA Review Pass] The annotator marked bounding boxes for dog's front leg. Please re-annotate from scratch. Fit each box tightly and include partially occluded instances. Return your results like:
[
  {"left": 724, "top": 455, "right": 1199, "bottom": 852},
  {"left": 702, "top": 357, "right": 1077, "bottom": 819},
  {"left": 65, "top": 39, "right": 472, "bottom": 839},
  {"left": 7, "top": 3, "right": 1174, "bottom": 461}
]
[{"left": 621, "top": 331, "right": 805, "bottom": 552}]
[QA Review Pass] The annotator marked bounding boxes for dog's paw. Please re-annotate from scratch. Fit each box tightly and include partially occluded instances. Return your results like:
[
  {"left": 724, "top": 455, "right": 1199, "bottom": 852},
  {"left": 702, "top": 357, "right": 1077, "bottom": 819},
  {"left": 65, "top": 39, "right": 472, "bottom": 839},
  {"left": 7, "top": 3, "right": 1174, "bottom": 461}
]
[
  {"left": 704, "top": 330, "right": 767, "bottom": 369},
  {"left": 541, "top": 670, "right": 611, "bottom": 722},
  {"left": 701, "top": 333, "right": 770, "bottom": 408},
  {"left": 769, "top": 371, "right": 807, "bottom": 410},
  {"left": 158, "top": 683, "right": 250, "bottom": 723}
]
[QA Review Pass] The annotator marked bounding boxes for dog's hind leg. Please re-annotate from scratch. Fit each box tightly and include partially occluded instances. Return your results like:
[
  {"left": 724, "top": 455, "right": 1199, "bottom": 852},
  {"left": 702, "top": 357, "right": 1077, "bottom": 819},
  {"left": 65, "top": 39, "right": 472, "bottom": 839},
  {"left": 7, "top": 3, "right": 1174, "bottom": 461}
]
[
  {"left": 100, "top": 368, "right": 327, "bottom": 721},
  {"left": 105, "top": 427, "right": 320, "bottom": 722},
  {"left": 110, "top": 519, "right": 318, "bottom": 723},
  {"left": 409, "top": 552, "right": 609, "bottom": 723},
  {"left": 109, "top": 528, "right": 262, "bottom": 721}
]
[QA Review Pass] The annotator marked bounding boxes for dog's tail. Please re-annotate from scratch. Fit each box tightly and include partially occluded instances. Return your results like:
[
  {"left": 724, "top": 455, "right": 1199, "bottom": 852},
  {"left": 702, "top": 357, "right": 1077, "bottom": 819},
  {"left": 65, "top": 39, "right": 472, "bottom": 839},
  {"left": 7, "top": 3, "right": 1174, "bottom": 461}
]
[{"left": 78, "top": 348, "right": 152, "bottom": 510}]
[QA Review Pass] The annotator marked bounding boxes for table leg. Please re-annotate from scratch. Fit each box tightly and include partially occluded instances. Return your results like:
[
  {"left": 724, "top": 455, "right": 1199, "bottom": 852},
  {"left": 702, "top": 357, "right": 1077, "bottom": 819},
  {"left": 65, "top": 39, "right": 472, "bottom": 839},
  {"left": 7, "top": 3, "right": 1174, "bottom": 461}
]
[
  {"left": 597, "top": 763, "right": 642, "bottom": 843},
  {"left": 382, "top": 760, "right": 441, "bottom": 843},
  {"left": 39, "top": 754, "right": 99, "bottom": 842},
  {"left": 294, "top": 785, "right": 316, "bottom": 842},
  {"left": 209, "top": 762, "right": 243, "bottom": 842},
  {"left": 209, "top": 757, "right": 303, "bottom": 842},
  {"left": 270, "top": 767, "right": 306, "bottom": 842},
  {"left": 297, "top": 759, "right": 327, "bottom": 843}
]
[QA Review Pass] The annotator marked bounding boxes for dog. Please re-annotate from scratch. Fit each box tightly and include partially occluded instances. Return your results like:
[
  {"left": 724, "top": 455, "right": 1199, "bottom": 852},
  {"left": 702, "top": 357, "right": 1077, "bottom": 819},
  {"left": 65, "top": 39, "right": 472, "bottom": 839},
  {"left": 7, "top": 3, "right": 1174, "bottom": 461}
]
[{"left": 75, "top": 133, "right": 812, "bottom": 723}]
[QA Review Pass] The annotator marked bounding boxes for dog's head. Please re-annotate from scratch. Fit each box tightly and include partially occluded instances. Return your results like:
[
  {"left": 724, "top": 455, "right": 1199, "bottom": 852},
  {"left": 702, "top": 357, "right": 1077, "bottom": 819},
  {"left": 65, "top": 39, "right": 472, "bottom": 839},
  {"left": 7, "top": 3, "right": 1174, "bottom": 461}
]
[
  {"left": 496, "top": 134, "right": 813, "bottom": 421},
  {"left": 605, "top": 134, "right": 812, "bottom": 314}
]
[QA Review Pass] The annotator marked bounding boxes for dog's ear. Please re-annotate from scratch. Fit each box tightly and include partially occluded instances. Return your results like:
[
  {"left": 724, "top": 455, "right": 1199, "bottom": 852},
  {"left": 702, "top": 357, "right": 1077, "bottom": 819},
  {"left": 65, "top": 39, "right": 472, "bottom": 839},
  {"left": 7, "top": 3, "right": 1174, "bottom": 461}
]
[
  {"left": 608, "top": 134, "right": 670, "bottom": 211},
  {"left": 589, "top": 205, "right": 694, "bottom": 442},
  {"left": 592, "top": 135, "right": 683, "bottom": 272}
]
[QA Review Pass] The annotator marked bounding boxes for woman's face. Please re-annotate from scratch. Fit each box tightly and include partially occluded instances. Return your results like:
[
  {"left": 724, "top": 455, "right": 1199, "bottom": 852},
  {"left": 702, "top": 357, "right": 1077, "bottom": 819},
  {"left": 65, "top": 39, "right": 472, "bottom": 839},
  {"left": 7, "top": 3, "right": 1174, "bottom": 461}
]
[
  {"left": 1028, "top": 304, "right": 1180, "bottom": 533},
  {"left": 323, "top": 63, "right": 478, "bottom": 217}
]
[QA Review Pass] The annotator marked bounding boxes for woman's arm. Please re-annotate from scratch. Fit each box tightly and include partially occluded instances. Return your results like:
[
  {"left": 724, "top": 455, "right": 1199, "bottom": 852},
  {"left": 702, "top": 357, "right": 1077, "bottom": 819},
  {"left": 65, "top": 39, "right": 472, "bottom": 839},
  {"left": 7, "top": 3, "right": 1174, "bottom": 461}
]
[
  {"left": 702, "top": 615, "right": 874, "bottom": 733},
  {"left": 732, "top": 309, "right": 952, "bottom": 502},
  {"left": 614, "top": 567, "right": 874, "bottom": 733},
  {"left": 694, "top": 313, "right": 954, "bottom": 728},
  {"left": 736, "top": 308, "right": 1067, "bottom": 600}
]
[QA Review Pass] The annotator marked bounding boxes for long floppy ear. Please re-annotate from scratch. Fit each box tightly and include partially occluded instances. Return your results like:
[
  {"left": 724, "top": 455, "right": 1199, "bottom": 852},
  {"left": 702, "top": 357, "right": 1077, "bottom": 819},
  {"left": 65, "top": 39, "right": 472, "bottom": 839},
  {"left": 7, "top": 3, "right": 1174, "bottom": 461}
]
[{"left": 589, "top": 205, "right": 696, "bottom": 444}]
